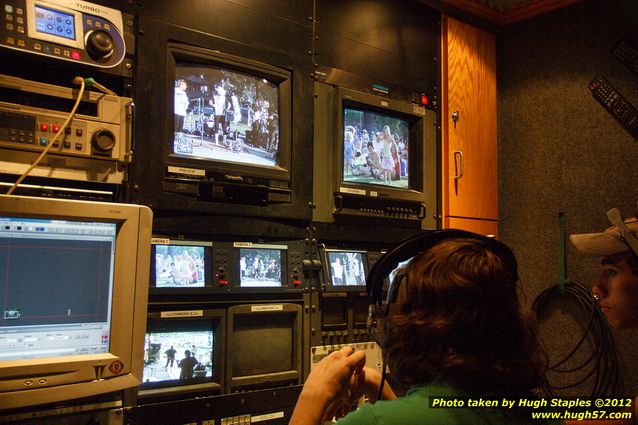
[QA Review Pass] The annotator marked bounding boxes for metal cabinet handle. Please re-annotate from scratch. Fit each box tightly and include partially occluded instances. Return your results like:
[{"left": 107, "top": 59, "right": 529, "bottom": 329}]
[{"left": 453, "top": 150, "right": 464, "bottom": 180}]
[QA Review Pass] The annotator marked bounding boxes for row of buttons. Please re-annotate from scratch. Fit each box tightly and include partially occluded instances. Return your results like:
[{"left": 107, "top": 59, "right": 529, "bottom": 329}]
[
  {"left": 4, "top": 5, "right": 24, "bottom": 15},
  {"left": 4, "top": 35, "right": 82, "bottom": 59},
  {"left": 5, "top": 13, "right": 24, "bottom": 24},
  {"left": 5, "top": 21, "right": 24, "bottom": 33},
  {"left": 86, "top": 17, "right": 112, "bottom": 32},
  {"left": 39, "top": 123, "right": 83, "bottom": 137},
  {"left": 1, "top": 128, "right": 34, "bottom": 144},
  {"left": 38, "top": 138, "right": 83, "bottom": 151}
]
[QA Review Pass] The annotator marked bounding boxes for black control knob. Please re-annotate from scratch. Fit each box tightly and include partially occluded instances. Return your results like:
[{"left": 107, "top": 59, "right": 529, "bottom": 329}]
[
  {"left": 91, "top": 129, "right": 116, "bottom": 153},
  {"left": 86, "top": 29, "right": 114, "bottom": 61}
]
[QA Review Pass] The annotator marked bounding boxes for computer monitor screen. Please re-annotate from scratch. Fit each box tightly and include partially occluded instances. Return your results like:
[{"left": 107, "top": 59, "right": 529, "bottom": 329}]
[
  {"left": 0, "top": 217, "right": 115, "bottom": 361},
  {"left": 174, "top": 64, "right": 280, "bottom": 168},
  {"left": 151, "top": 241, "right": 211, "bottom": 288},
  {"left": 239, "top": 246, "right": 284, "bottom": 288},
  {"left": 326, "top": 250, "right": 368, "bottom": 287},
  {"left": 0, "top": 195, "right": 152, "bottom": 411},
  {"left": 142, "top": 326, "right": 214, "bottom": 387},
  {"left": 343, "top": 107, "right": 409, "bottom": 190}
]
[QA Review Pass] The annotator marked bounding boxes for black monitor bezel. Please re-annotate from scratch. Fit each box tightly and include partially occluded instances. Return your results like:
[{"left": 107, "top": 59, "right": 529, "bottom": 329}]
[
  {"left": 210, "top": 242, "right": 306, "bottom": 294},
  {"left": 139, "top": 307, "right": 225, "bottom": 398},
  {"left": 225, "top": 303, "right": 302, "bottom": 391},
  {"left": 334, "top": 87, "right": 428, "bottom": 204},
  {"left": 166, "top": 43, "right": 292, "bottom": 183}
]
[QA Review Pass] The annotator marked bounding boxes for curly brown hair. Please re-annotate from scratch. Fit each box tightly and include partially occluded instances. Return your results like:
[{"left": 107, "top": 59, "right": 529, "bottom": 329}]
[{"left": 382, "top": 237, "right": 547, "bottom": 394}]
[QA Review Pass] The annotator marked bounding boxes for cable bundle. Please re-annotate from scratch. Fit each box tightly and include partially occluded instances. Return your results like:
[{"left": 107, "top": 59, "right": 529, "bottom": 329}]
[{"left": 531, "top": 281, "right": 620, "bottom": 398}]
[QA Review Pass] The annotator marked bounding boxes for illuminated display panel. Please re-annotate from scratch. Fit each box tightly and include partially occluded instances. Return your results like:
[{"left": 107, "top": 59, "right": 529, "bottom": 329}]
[
  {"left": 151, "top": 241, "right": 212, "bottom": 289},
  {"left": 34, "top": 5, "right": 76, "bottom": 41},
  {"left": 238, "top": 246, "right": 285, "bottom": 288},
  {"left": 342, "top": 107, "right": 410, "bottom": 190},
  {"left": 0, "top": 217, "right": 115, "bottom": 361},
  {"left": 173, "top": 64, "right": 280, "bottom": 170},
  {"left": 325, "top": 250, "right": 368, "bottom": 290}
]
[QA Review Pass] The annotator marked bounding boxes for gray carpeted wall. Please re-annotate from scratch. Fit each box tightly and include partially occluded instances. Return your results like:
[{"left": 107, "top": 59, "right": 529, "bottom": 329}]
[{"left": 498, "top": 0, "right": 638, "bottom": 397}]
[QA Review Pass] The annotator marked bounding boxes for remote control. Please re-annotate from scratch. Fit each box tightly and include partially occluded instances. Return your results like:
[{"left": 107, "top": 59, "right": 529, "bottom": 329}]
[
  {"left": 589, "top": 75, "right": 638, "bottom": 137},
  {"left": 611, "top": 39, "right": 638, "bottom": 76}
]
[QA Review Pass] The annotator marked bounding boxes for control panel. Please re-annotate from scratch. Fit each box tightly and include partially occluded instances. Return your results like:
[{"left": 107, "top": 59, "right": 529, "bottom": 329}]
[
  {"left": 1, "top": 0, "right": 125, "bottom": 68},
  {"left": 0, "top": 73, "right": 132, "bottom": 184}
]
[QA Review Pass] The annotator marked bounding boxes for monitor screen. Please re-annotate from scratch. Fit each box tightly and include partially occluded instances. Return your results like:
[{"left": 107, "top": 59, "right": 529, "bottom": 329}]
[
  {"left": 142, "top": 326, "right": 214, "bottom": 388},
  {"left": 326, "top": 250, "right": 368, "bottom": 287},
  {"left": 0, "top": 217, "right": 115, "bottom": 361},
  {"left": 226, "top": 303, "right": 301, "bottom": 391},
  {"left": 151, "top": 241, "right": 211, "bottom": 288},
  {"left": 342, "top": 107, "right": 410, "bottom": 190},
  {"left": 34, "top": 5, "right": 76, "bottom": 41},
  {"left": 238, "top": 246, "right": 285, "bottom": 288},
  {"left": 173, "top": 64, "right": 280, "bottom": 169},
  {"left": 0, "top": 195, "right": 152, "bottom": 410}
]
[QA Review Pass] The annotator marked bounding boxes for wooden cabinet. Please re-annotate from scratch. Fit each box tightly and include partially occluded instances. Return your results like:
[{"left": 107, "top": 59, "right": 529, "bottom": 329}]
[{"left": 441, "top": 15, "right": 498, "bottom": 236}]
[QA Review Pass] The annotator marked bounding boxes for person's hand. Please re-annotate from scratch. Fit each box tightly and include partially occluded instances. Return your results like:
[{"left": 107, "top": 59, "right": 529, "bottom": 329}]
[
  {"left": 303, "top": 346, "right": 366, "bottom": 404},
  {"left": 289, "top": 346, "right": 366, "bottom": 425}
]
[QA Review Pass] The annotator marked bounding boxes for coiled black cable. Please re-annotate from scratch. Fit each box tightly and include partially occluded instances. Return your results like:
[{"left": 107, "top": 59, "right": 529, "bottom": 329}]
[{"left": 531, "top": 281, "right": 620, "bottom": 398}]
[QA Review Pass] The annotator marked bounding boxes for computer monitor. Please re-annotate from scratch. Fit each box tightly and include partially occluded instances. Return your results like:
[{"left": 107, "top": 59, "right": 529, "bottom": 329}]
[{"left": 0, "top": 195, "right": 152, "bottom": 410}]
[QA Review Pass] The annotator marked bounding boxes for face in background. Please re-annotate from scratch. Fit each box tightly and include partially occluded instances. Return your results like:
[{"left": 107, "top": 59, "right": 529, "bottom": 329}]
[{"left": 593, "top": 251, "right": 638, "bottom": 329}]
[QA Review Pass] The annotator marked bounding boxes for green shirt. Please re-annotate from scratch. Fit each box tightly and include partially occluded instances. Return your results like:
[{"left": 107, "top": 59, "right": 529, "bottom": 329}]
[{"left": 336, "top": 381, "right": 563, "bottom": 425}]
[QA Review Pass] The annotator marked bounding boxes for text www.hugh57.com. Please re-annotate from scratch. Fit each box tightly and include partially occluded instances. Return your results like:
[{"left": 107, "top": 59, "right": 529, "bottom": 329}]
[{"left": 531, "top": 410, "right": 633, "bottom": 421}]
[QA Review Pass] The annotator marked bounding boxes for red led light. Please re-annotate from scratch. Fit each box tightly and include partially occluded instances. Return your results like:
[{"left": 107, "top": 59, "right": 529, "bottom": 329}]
[{"left": 420, "top": 94, "right": 429, "bottom": 106}]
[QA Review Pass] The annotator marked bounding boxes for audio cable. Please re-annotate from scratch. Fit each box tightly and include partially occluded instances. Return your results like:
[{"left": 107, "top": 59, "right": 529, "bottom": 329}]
[
  {"left": 531, "top": 280, "right": 620, "bottom": 399},
  {"left": 6, "top": 77, "right": 87, "bottom": 195}
]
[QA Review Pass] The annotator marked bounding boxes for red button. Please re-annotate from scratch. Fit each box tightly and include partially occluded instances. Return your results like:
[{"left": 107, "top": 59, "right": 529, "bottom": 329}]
[
  {"left": 39, "top": 123, "right": 48, "bottom": 131},
  {"left": 71, "top": 51, "right": 80, "bottom": 60},
  {"left": 52, "top": 125, "right": 60, "bottom": 133}
]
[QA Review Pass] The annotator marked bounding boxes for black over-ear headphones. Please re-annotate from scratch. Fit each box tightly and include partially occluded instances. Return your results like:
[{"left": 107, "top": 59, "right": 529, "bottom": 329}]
[{"left": 365, "top": 229, "right": 519, "bottom": 344}]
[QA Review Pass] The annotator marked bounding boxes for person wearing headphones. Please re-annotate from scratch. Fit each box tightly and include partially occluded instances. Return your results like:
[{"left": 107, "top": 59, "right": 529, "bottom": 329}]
[
  {"left": 290, "top": 233, "right": 558, "bottom": 425},
  {"left": 568, "top": 209, "right": 638, "bottom": 424}
]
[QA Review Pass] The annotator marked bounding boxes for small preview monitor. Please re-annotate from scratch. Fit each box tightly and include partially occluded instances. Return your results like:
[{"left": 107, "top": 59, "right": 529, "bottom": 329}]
[
  {"left": 325, "top": 249, "right": 369, "bottom": 290},
  {"left": 226, "top": 303, "right": 302, "bottom": 391},
  {"left": 141, "top": 309, "right": 224, "bottom": 395},
  {"left": 150, "top": 239, "right": 212, "bottom": 289},
  {"left": 238, "top": 244, "right": 286, "bottom": 288},
  {"left": 342, "top": 106, "right": 410, "bottom": 190}
]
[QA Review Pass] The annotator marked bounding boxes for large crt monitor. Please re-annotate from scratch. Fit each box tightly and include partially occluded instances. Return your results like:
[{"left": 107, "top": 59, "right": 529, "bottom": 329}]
[
  {"left": 165, "top": 43, "right": 292, "bottom": 205},
  {"left": 313, "top": 83, "right": 438, "bottom": 229},
  {"left": 0, "top": 195, "right": 152, "bottom": 410}
]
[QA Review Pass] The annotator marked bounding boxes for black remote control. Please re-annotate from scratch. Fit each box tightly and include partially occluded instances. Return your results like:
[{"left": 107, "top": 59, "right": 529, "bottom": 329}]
[
  {"left": 589, "top": 75, "right": 638, "bottom": 137},
  {"left": 611, "top": 39, "right": 638, "bottom": 76}
]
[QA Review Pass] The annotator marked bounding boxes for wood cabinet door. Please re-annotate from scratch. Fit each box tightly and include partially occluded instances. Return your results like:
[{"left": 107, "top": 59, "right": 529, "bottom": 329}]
[{"left": 442, "top": 16, "right": 498, "bottom": 221}]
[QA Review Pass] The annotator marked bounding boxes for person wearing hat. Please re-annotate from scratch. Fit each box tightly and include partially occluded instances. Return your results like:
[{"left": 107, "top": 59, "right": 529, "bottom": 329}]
[{"left": 569, "top": 208, "right": 638, "bottom": 424}]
